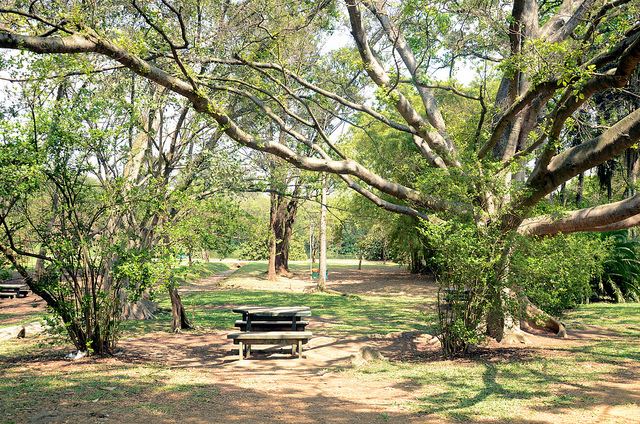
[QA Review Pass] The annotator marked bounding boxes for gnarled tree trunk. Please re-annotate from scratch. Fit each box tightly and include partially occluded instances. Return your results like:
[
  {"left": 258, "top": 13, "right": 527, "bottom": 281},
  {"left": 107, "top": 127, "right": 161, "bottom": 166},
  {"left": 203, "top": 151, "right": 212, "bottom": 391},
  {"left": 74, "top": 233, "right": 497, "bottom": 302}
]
[
  {"left": 273, "top": 194, "right": 299, "bottom": 276},
  {"left": 168, "top": 286, "right": 192, "bottom": 333}
]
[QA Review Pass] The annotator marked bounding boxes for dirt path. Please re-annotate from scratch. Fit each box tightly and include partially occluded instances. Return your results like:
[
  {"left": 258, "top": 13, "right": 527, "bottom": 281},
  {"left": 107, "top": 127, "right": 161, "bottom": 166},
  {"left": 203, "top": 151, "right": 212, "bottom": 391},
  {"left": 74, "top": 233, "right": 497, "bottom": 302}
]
[{"left": 2, "top": 262, "right": 639, "bottom": 424}]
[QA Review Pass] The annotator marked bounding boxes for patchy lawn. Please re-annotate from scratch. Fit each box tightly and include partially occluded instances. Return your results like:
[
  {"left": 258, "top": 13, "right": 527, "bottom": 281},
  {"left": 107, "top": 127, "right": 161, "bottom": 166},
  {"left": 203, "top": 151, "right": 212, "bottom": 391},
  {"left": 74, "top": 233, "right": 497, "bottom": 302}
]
[{"left": 1, "top": 260, "right": 639, "bottom": 424}]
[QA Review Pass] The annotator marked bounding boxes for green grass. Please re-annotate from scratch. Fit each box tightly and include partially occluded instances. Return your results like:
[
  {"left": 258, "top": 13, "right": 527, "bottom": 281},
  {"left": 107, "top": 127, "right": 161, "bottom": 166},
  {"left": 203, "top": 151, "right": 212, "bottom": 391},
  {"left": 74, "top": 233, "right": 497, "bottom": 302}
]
[
  {"left": 137, "top": 260, "right": 433, "bottom": 338},
  {"left": 120, "top": 287, "right": 433, "bottom": 337},
  {"left": 178, "top": 289, "right": 433, "bottom": 337},
  {"left": 174, "top": 261, "right": 231, "bottom": 283},
  {"left": 223, "top": 260, "right": 402, "bottom": 282},
  {"left": 0, "top": 359, "right": 225, "bottom": 420},
  {"left": 0, "top": 300, "right": 48, "bottom": 329},
  {"left": 338, "top": 301, "right": 640, "bottom": 421},
  {"left": 342, "top": 350, "right": 618, "bottom": 421}
]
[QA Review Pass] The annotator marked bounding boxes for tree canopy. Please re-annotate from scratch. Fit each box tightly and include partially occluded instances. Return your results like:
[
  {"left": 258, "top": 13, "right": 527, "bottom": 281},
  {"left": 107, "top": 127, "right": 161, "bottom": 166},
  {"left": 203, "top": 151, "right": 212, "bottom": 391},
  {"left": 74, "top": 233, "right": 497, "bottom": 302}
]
[{"left": 1, "top": 0, "right": 638, "bottom": 237}]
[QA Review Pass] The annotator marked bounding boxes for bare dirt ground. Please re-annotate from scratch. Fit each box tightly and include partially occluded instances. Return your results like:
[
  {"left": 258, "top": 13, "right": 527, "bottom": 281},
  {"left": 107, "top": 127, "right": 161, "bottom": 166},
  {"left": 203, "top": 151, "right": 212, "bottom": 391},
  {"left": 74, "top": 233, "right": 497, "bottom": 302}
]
[{"left": 1, "top": 263, "right": 639, "bottom": 424}]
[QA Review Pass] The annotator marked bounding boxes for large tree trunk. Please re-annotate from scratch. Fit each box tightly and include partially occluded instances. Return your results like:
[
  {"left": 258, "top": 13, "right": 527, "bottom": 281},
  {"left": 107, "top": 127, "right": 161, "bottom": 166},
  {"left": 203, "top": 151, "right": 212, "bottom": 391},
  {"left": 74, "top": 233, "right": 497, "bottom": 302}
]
[
  {"left": 273, "top": 195, "right": 299, "bottom": 275},
  {"left": 121, "top": 296, "right": 157, "bottom": 320}
]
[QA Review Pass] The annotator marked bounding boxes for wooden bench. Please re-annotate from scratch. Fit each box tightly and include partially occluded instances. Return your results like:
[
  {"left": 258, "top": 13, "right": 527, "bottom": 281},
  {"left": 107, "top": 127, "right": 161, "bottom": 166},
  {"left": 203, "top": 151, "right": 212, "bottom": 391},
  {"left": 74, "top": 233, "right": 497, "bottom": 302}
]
[
  {"left": 234, "top": 320, "right": 309, "bottom": 332},
  {"left": 0, "top": 284, "right": 29, "bottom": 299},
  {"left": 227, "top": 331, "right": 313, "bottom": 360}
]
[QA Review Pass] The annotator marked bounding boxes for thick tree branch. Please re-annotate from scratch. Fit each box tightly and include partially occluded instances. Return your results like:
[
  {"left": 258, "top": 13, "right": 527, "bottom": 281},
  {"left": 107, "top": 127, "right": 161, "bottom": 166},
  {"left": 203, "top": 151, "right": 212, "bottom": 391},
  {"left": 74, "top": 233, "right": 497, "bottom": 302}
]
[
  {"left": 345, "top": 0, "right": 457, "bottom": 168},
  {"left": 523, "top": 107, "right": 640, "bottom": 208},
  {"left": 540, "top": 0, "right": 596, "bottom": 43},
  {"left": 479, "top": 80, "right": 561, "bottom": 159},
  {"left": 531, "top": 34, "right": 640, "bottom": 174},
  {"left": 520, "top": 194, "right": 640, "bottom": 236},
  {"left": 362, "top": 0, "right": 457, "bottom": 157}
]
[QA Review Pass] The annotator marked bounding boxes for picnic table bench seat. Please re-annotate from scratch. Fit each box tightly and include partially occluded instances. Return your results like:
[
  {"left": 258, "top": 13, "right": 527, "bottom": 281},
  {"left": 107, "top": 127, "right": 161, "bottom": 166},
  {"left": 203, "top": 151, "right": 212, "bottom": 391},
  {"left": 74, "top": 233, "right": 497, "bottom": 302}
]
[
  {"left": 227, "top": 331, "right": 313, "bottom": 360},
  {"left": 234, "top": 320, "right": 309, "bottom": 332}
]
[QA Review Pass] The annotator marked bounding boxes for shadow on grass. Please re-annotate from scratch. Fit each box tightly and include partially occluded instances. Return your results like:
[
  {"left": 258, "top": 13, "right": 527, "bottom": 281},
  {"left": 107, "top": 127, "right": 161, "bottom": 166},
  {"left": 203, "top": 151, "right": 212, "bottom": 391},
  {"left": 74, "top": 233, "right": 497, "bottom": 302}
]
[{"left": 0, "top": 358, "right": 423, "bottom": 424}]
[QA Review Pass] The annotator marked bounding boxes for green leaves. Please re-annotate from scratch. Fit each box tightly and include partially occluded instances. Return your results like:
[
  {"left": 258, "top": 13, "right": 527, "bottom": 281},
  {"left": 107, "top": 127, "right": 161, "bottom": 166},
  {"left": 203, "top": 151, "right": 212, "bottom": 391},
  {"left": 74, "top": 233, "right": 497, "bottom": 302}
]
[
  {"left": 423, "top": 219, "right": 510, "bottom": 355},
  {"left": 594, "top": 231, "right": 640, "bottom": 303},
  {"left": 511, "top": 233, "right": 605, "bottom": 316}
]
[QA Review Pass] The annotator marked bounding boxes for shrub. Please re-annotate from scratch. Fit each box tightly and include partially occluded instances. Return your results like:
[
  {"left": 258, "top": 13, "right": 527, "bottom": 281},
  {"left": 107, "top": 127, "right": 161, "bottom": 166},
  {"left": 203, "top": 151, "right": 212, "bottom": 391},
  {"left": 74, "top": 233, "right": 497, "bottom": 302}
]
[
  {"left": 510, "top": 233, "right": 605, "bottom": 316},
  {"left": 423, "top": 220, "right": 511, "bottom": 356},
  {"left": 592, "top": 231, "right": 640, "bottom": 302},
  {"left": 424, "top": 221, "right": 606, "bottom": 355},
  {"left": 0, "top": 266, "right": 11, "bottom": 283}
]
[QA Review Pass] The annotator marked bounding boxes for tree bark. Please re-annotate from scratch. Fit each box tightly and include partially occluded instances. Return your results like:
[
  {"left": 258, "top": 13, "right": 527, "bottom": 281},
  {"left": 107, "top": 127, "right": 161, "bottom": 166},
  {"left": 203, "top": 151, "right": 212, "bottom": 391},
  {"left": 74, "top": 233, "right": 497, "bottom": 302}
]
[
  {"left": 121, "top": 297, "right": 157, "bottom": 320},
  {"left": 168, "top": 286, "right": 192, "bottom": 333},
  {"left": 201, "top": 248, "right": 210, "bottom": 262},
  {"left": 626, "top": 147, "right": 639, "bottom": 198},
  {"left": 576, "top": 172, "right": 584, "bottom": 204},
  {"left": 273, "top": 194, "right": 300, "bottom": 275}
]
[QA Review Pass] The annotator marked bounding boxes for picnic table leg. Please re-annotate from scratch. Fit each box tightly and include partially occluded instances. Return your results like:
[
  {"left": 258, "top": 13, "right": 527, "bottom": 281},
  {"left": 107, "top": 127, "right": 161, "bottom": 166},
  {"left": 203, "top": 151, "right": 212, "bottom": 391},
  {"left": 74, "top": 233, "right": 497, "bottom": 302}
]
[
  {"left": 298, "top": 340, "right": 303, "bottom": 358},
  {"left": 238, "top": 341, "right": 244, "bottom": 361}
]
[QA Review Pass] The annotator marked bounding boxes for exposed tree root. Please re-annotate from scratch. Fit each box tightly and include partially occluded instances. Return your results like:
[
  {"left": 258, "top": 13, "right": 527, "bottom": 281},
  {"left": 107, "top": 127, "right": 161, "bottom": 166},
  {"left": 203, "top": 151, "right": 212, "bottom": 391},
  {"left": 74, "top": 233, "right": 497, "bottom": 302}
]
[
  {"left": 499, "top": 327, "right": 534, "bottom": 345},
  {"left": 520, "top": 295, "right": 567, "bottom": 338},
  {"left": 121, "top": 298, "right": 157, "bottom": 320}
]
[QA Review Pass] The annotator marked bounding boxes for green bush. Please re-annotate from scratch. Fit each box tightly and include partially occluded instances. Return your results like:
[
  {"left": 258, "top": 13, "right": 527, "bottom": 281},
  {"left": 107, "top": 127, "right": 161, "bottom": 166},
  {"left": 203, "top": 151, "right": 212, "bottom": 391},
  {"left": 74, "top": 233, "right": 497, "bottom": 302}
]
[
  {"left": 423, "top": 220, "right": 511, "bottom": 356},
  {"left": 510, "top": 233, "right": 605, "bottom": 316},
  {"left": 0, "top": 266, "right": 11, "bottom": 283},
  {"left": 593, "top": 231, "right": 640, "bottom": 302},
  {"left": 236, "top": 228, "right": 307, "bottom": 261},
  {"left": 288, "top": 236, "right": 308, "bottom": 261},
  {"left": 237, "top": 236, "right": 269, "bottom": 260},
  {"left": 424, "top": 221, "right": 606, "bottom": 355}
]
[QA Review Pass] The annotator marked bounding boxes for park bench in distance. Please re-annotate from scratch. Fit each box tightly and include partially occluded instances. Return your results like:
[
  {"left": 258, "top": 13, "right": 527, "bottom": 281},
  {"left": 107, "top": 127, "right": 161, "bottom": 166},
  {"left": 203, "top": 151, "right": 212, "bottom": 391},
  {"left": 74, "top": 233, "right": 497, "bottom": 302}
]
[{"left": 0, "top": 283, "right": 30, "bottom": 299}]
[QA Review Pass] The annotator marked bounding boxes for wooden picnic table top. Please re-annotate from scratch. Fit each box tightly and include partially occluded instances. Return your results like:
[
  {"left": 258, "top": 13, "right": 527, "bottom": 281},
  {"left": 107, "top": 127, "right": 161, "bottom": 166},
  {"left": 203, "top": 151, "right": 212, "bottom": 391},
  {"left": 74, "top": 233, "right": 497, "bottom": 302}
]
[
  {"left": 231, "top": 306, "right": 311, "bottom": 317},
  {"left": 0, "top": 283, "right": 28, "bottom": 289}
]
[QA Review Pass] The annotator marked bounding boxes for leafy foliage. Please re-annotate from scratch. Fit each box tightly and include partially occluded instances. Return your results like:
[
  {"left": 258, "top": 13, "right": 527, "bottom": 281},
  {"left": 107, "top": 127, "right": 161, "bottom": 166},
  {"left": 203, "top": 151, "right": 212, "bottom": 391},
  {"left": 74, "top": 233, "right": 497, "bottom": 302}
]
[
  {"left": 511, "top": 233, "right": 605, "bottom": 316},
  {"left": 423, "top": 220, "right": 512, "bottom": 355},
  {"left": 593, "top": 231, "right": 640, "bottom": 303}
]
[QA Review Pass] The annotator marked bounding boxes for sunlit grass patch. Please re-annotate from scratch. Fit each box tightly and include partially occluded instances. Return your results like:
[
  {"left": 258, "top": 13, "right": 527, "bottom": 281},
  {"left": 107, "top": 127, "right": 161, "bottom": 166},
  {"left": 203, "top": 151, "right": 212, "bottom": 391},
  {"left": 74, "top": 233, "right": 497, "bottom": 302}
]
[{"left": 171, "top": 288, "right": 433, "bottom": 337}]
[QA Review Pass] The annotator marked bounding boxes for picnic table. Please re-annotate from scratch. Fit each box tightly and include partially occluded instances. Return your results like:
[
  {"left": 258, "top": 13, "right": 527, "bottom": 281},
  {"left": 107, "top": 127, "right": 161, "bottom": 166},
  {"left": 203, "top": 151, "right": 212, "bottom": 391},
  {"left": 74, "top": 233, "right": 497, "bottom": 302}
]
[
  {"left": 227, "top": 306, "right": 312, "bottom": 360},
  {"left": 0, "top": 283, "right": 30, "bottom": 299}
]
